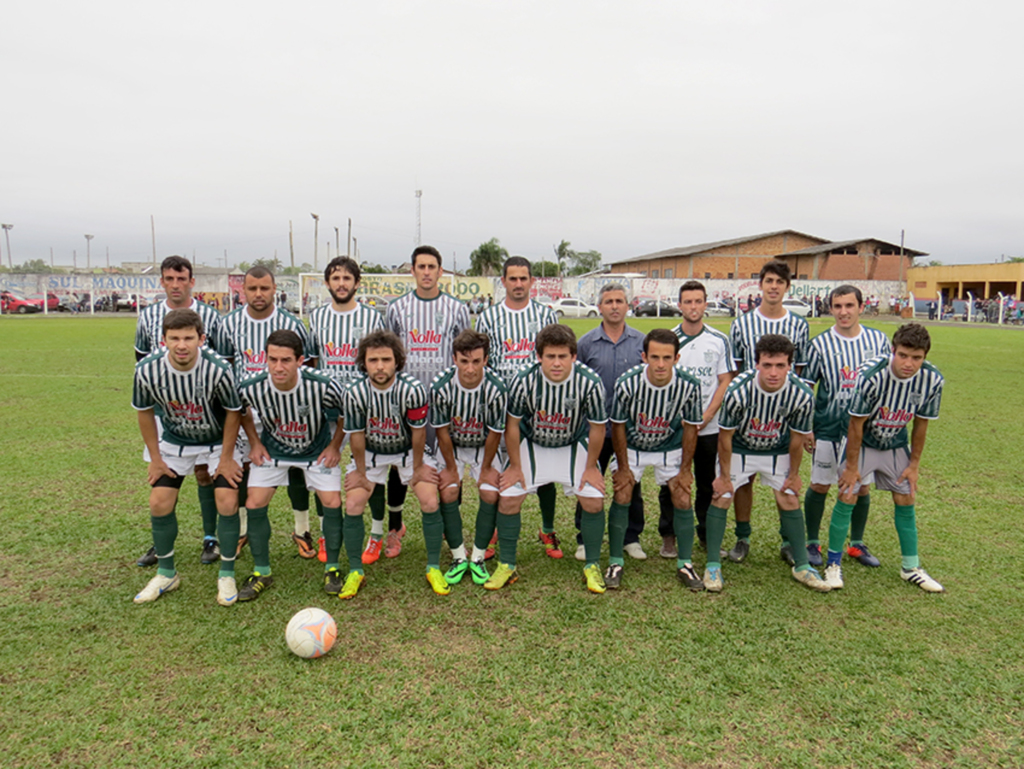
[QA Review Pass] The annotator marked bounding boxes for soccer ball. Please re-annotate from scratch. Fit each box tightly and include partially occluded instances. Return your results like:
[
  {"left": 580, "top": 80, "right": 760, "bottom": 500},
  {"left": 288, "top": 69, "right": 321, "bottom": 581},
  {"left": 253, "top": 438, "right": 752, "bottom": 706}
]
[{"left": 285, "top": 607, "right": 337, "bottom": 659}]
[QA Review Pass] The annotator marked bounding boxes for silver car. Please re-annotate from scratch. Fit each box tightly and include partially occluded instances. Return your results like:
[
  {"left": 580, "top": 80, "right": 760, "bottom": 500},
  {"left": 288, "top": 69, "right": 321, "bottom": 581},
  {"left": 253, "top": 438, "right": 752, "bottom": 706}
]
[{"left": 550, "top": 297, "right": 599, "bottom": 319}]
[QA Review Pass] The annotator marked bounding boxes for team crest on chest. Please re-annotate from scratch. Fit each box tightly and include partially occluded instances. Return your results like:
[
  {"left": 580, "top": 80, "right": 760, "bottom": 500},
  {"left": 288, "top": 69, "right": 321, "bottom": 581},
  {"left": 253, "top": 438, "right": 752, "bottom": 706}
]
[
  {"left": 352, "top": 326, "right": 363, "bottom": 341},
  {"left": 194, "top": 378, "right": 206, "bottom": 401},
  {"left": 908, "top": 392, "right": 922, "bottom": 405},
  {"left": 435, "top": 311, "right": 445, "bottom": 326},
  {"left": 390, "top": 403, "right": 403, "bottom": 418},
  {"left": 527, "top": 321, "right": 539, "bottom": 334},
  {"left": 298, "top": 404, "right": 311, "bottom": 418},
  {"left": 704, "top": 350, "right": 715, "bottom": 364},
  {"left": 565, "top": 397, "right": 577, "bottom": 410}
]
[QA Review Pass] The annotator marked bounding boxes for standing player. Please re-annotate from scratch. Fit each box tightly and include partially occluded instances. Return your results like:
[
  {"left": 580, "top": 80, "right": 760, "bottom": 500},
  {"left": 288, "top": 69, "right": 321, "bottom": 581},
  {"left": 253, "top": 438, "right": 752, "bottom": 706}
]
[
  {"left": 725, "top": 260, "right": 810, "bottom": 562},
  {"left": 132, "top": 309, "right": 244, "bottom": 607},
  {"left": 661, "top": 280, "right": 735, "bottom": 555},
  {"left": 608, "top": 329, "right": 704, "bottom": 589},
  {"left": 430, "top": 330, "right": 507, "bottom": 586},
  {"left": 221, "top": 266, "right": 318, "bottom": 559},
  {"left": 493, "top": 324, "right": 608, "bottom": 593},
  {"left": 135, "top": 255, "right": 229, "bottom": 567},
  {"left": 238, "top": 330, "right": 346, "bottom": 602},
  {"left": 475, "top": 256, "right": 558, "bottom": 558},
  {"left": 822, "top": 323, "right": 945, "bottom": 592},
  {"left": 343, "top": 330, "right": 446, "bottom": 596},
  {"left": 704, "top": 334, "right": 829, "bottom": 593},
  {"left": 383, "top": 246, "right": 470, "bottom": 560},
  {"left": 801, "top": 285, "right": 891, "bottom": 569}
]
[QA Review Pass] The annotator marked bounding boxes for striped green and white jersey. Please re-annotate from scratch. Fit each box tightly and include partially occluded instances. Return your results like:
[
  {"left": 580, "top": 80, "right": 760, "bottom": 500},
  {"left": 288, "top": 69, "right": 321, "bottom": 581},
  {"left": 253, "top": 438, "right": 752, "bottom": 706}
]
[
  {"left": 220, "top": 306, "right": 313, "bottom": 382},
  {"left": 848, "top": 356, "right": 943, "bottom": 451},
  {"left": 344, "top": 372, "right": 429, "bottom": 455},
  {"left": 803, "top": 326, "right": 892, "bottom": 441},
  {"left": 719, "top": 370, "right": 814, "bottom": 456},
  {"left": 507, "top": 361, "right": 607, "bottom": 448},
  {"left": 134, "top": 299, "right": 227, "bottom": 357},
  {"left": 132, "top": 348, "right": 241, "bottom": 446},
  {"left": 239, "top": 369, "right": 345, "bottom": 462},
  {"left": 308, "top": 303, "right": 385, "bottom": 385},
  {"left": 729, "top": 308, "right": 810, "bottom": 372},
  {"left": 429, "top": 367, "right": 507, "bottom": 449},
  {"left": 610, "top": 365, "right": 703, "bottom": 452},
  {"left": 386, "top": 292, "right": 471, "bottom": 390},
  {"left": 672, "top": 323, "right": 736, "bottom": 436},
  {"left": 475, "top": 299, "right": 558, "bottom": 386}
]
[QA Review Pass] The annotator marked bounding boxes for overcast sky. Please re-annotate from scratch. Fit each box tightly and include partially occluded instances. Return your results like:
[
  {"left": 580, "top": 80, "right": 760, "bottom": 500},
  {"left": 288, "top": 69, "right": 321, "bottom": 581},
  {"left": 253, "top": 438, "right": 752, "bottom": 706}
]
[{"left": 5, "top": 1, "right": 1023, "bottom": 271}]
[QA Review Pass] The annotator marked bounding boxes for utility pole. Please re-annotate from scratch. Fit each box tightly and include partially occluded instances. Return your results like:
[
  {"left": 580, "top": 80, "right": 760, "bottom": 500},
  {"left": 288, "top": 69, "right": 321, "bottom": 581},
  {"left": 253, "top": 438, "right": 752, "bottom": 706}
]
[
  {"left": 150, "top": 215, "right": 157, "bottom": 263},
  {"left": 50, "top": 247, "right": 54, "bottom": 267},
  {"left": 347, "top": 218, "right": 352, "bottom": 256},
  {"left": 106, "top": 246, "right": 110, "bottom": 269},
  {"left": 289, "top": 220, "right": 295, "bottom": 268},
  {"left": 353, "top": 237, "right": 358, "bottom": 261},
  {"left": 415, "top": 189, "right": 422, "bottom": 246},
  {"left": 334, "top": 226, "right": 340, "bottom": 255},
  {"left": 311, "top": 213, "right": 319, "bottom": 270},
  {"left": 85, "top": 234, "right": 94, "bottom": 269},
  {"left": 1, "top": 223, "right": 12, "bottom": 269}
]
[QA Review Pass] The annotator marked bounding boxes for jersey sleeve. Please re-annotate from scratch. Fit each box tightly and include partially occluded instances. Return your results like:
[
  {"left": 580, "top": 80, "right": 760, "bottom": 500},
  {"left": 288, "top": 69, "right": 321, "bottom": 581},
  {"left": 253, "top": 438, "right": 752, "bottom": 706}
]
[
  {"left": 429, "top": 380, "right": 450, "bottom": 428},
  {"left": 729, "top": 322, "right": 745, "bottom": 370},
  {"left": 131, "top": 367, "right": 155, "bottom": 411},
  {"left": 717, "top": 385, "right": 742, "bottom": 431},
  {"left": 134, "top": 315, "right": 151, "bottom": 356},
  {"left": 213, "top": 368, "right": 242, "bottom": 411},
  {"left": 584, "top": 377, "right": 608, "bottom": 424},
  {"left": 507, "top": 374, "right": 527, "bottom": 419},
  {"left": 682, "top": 379, "right": 703, "bottom": 425},
  {"left": 325, "top": 379, "right": 345, "bottom": 416},
  {"left": 917, "top": 377, "right": 943, "bottom": 420},
  {"left": 789, "top": 391, "right": 814, "bottom": 435},
  {"left": 343, "top": 384, "right": 366, "bottom": 433},
  {"left": 717, "top": 335, "right": 737, "bottom": 375},
  {"left": 219, "top": 318, "right": 238, "bottom": 361},
  {"left": 308, "top": 316, "right": 323, "bottom": 360},
  {"left": 802, "top": 340, "right": 822, "bottom": 385},
  {"left": 541, "top": 306, "right": 557, "bottom": 327},
  {"left": 454, "top": 302, "right": 471, "bottom": 339},
  {"left": 609, "top": 380, "right": 629, "bottom": 424},
  {"left": 385, "top": 302, "right": 402, "bottom": 335},
  {"left": 847, "top": 371, "right": 879, "bottom": 418},
  {"left": 406, "top": 381, "right": 429, "bottom": 427},
  {"left": 295, "top": 320, "right": 315, "bottom": 359},
  {"left": 485, "top": 381, "right": 507, "bottom": 433},
  {"left": 793, "top": 318, "right": 811, "bottom": 368},
  {"left": 369, "top": 309, "right": 385, "bottom": 333},
  {"left": 205, "top": 314, "right": 230, "bottom": 357}
]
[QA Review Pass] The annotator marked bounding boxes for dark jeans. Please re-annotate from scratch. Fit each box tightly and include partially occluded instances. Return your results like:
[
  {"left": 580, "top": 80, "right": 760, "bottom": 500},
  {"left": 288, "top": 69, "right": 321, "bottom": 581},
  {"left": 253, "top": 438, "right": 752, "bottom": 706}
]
[
  {"left": 658, "top": 432, "right": 718, "bottom": 543},
  {"left": 574, "top": 436, "right": 645, "bottom": 545}
]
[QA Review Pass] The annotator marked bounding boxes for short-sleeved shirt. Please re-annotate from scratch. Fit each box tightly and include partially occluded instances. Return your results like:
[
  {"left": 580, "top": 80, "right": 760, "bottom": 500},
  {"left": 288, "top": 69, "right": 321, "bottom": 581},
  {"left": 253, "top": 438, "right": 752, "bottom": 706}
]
[
  {"left": 239, "top": 369, "right": 345, "bottom": 462},
  {"left": 610, "top": 365, "right": 703, "bottom": 453},
  {"left": 220, "top": 306, "right": 313, "bottom": 382},
  {"left": 308, "top": 303, "right": 385, "bottom": 385},
  {"left": 802, "top": 326, "right": 892, "bottom": 441},
  {"left": 507, "top": 361, "right": 607, "bottom": 448},
  {"left": 848, "top": 356, "right": 943, "bottom": 451},
  {"left": 132, "top": 348, "right": 241, "bottom": 446},
  {"left": 135, "top": 299, "right": 227, "bottom": 357},
  {"left": 386, "top": 291, "right": 470, "bottom": 391},
  {"left": 718, "top": 370, "right": 814, "bottom": 456},
  {"left": 344, "top": 372, "right": 429, "bottom": 456},
  {"left": 729, "top": 308, "right": 810, "bottom": 373},
  {"left": 672, "top": 323, "right": 736, "bottom": 436},
  {"left": 576, "top": 323, "right": 646, "bottom": 416},
  {"left": 429, "top": 366, "right": 507, "bottom": 449},
  {"left": 475, "top": 299, "right": 557, "bottom": 386}
]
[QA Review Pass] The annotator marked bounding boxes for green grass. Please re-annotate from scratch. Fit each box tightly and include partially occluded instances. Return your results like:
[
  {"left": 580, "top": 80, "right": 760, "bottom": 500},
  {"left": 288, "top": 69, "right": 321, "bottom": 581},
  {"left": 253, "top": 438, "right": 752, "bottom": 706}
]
[{"left": 1, "top": 315, "right": 1022, "bottom": 768}]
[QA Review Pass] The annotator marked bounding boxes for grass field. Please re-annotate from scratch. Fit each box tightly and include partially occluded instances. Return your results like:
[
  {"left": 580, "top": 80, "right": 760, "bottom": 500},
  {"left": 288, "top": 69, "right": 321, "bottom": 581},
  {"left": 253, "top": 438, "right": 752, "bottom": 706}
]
[{"left": 1, "top": 314, "right": 1022, "bottom": 768}]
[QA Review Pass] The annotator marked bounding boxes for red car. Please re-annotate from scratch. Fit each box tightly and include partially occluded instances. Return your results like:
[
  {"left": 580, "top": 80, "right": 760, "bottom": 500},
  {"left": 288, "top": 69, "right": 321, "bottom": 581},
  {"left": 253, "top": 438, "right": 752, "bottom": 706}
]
[
  {"left": 1, "top": 290, "right": 42, "bottom": 313},
  {"left": 29, "top": 292, "right": 60, "bottom": 311}
]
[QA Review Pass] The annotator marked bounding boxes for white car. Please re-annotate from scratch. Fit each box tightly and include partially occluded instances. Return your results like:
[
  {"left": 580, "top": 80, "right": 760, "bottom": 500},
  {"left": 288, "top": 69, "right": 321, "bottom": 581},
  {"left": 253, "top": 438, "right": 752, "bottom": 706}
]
[
  {"left": 782, "top": 298, "right": 812, "bottom": 317},
  {"left": 704, "top": 299, "right": 734, "bottom": 318},
  {"left": 550, "top": 297, "right": 599, "bottom": 319}
]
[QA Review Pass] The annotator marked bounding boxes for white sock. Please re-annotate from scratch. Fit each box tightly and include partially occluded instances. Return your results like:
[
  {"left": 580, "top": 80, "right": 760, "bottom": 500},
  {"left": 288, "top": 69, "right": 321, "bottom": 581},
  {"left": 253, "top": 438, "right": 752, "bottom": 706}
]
[
  {"left": 238, "top": 508, "right": 248, "bottom": 537},
  {"left": 471, "top": 546, "right": 486, "bottom": 562},
  {"left": 370, "top": 519, "right": 385, "bottom": 537},
  {"left": 451, "top": 544, "right": 467, "bottom": 561},
  {"left": 293, "top": 509, "right": 310, "bottom": 536}
]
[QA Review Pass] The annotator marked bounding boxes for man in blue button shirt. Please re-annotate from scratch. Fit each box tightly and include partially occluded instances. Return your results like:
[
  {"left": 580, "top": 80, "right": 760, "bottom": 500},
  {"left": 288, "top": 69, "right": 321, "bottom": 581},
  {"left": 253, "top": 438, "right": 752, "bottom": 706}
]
[{"left": 574, "top": 283, "right": 646, "bottom": 559}]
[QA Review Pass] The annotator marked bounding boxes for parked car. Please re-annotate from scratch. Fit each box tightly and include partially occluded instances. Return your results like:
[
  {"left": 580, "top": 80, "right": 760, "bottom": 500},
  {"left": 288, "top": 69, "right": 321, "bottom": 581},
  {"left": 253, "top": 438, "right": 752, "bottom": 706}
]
[
  {"left": 550, "top": 297, "right": 599, "bottom": 318},
  {"left": 1, "top": 290, "right": 41, "bottom": 313},
  {"left": 633, "top": 300, "right": 682, "bottom": 317},
  {"left": 705, "top": 299, "right": 734, "bottom": 318},
  {"left": 358, "top": 295, "right": 389, "bottom": 314},
  {"left": 28, "top": 292, "right": 60, "bottom": 312},
  {"left": 782, "top": 298, "right": 812, "bottom": 317}
]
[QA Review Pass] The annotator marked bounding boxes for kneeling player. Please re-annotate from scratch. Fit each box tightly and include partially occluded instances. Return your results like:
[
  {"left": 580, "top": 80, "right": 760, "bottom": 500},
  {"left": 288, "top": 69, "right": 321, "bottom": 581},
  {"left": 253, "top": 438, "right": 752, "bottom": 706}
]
[
  {"left": 823, "top": 323, "right": 945, "bottom": 592},
  {"left": 608, "top": 329, "right": 704, "bottom": 590},
  {"left": 706, "top": 334, "right": 830, "bottom": 593},
  {"left": 495, "top": 324, "right": 608, "bottom": 593},
  {"left": 343, "top": 330, "right": 446, "bottom": 596},
  {"left": 132, "top": 309, "right": 245, "bottom": 607},
  {"left": 239, "top": 330, "right": 346, "bottom": 602}
]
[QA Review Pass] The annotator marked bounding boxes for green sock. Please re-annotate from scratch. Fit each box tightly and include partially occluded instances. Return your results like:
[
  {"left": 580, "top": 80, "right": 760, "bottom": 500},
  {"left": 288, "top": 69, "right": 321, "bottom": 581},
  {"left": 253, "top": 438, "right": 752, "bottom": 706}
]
[
  {"left": 286, "top": 468, "right": 309, "bottom": 511},
  {"left": 538, "top": 483, "right": 557, "bottom": 531},
  {"left": 151, "top": 513, "right": 178, "bottom": 577},
  {"left": 369, "top": 484, "right": 386, "bottom": 524},
  {"left": 247, "top": 505, "right": 272, "bottom": 574},
  {"left": 217, "top": 513, "right": 240, "bottom": 577},
  {"left": 804, "top": 488, "right": 828, "bottom": 544},
  {"left": 423, "top": 510, "right": 443, "bottom": 569},
  {"left": 581, "top": 506, "right": 605, "bottom": 567},
  {"left": 894, "top": 504, "right": 919, "bottom": 569},
  {"left": 674, "top": 508, "right": 695, "bottom": 568},
  {"left": 496, "top": 512, "right": 521, "bottom": 567},
  {"left": 850, "top": 493, "right": 871, "bottom": 544},
  {"left": 343, "top": 515, "right": 365, "bottom": 574},
  {"left": 322, "top": 506, "right": 343, "bottom": 570},
  {"left": 440, "top": 501, "right": 463, "bottom": 550},
  {"left": 735, "top": 520, "right": 751, "bottom": 541},
  {"left": 474, "top": 501, "right": 498, "bottom": 550},
  {"left": 779, "top": 507, "right": 809, "bottom": 569},
  {"left": 705, "top": 505, "right": 728, "bottom": 570},
  {"left": 607, "top": 501, "right": 629, "bottom": 561},
  {"left": 827, "top": 500, "right": 855, "bottom": 555},
  {"left": 197, "top": 484, "right": 217, "bottom": 539}
]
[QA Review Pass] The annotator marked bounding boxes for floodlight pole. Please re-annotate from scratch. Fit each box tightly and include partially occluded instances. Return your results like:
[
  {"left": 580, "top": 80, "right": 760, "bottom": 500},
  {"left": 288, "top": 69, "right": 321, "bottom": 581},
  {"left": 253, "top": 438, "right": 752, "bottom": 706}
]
[
  {"left": 311, "top": 213, "right": 319, "bottom": 271},
  {"left": 85, "top": 234, "right": 94, "bottom": 270},
  {"left": 1, "top": 223, "right": 13, "bottom": 269}
]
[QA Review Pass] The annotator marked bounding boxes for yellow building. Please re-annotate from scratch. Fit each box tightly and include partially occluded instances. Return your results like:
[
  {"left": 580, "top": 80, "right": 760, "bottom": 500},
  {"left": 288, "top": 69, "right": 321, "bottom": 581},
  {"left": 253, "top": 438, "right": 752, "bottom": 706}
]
[{"left": 907, "top": 263, "right": 1024, "bottom": 302}]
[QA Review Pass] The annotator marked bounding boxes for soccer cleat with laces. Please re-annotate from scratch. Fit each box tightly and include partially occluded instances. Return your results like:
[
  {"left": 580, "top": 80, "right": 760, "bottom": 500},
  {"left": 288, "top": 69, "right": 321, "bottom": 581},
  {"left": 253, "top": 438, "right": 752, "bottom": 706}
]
[
  {"left": 538, "top": 530, "right": 564, "bottom": 559},
  {"left": 137, "top": 546, "right": 158, "bottom": 567},
  {"left": 791, "top": 567, "right": 831, "bottom": 592},
  {"left": 583, "top": 564, "right": 606, "bottom": 594},
  {"left": 604, "top": 563, "right": 623, "bottom": 589},
  {"left": 779, "top": 544, "right": 795, "bottom": 566},
  {"left": 217, "top": 576, "right": 238, "bottom": 606},
  {"left": 444, "top": 559, "right": 470, "bottom": 584},
  {"left": 824, "top": 564, "right": 844, "bottom": 590},
  {"left": 237, "top": 573, "right": 274, "bottom": 602},
  {"left": 703, "top": 566, "right": 724, "bottom": 592},
  {"left": 901, "top": 567, "right": 944, "bottom": 593},
  {"left": 385, "top": 524, "right": 407, "bottom": 558},
  {"left": 483, "top": 562, "right": 517, "bottom": 590},
  {"left": 292, "top": 531, "right": 316, "bottom": 559},
  {"left": 806, "top": 543, "right": 824, "bottom": 567},
  {"left": 201, "top": 538, "right": 220, "bottom": 565},
  {"left": 469, "top": 559, "right": 490, "bottom": 585},
  {"left": 484, "top": 530, "right": 497, "bottom": 561},
  {"left": 676, "top": 564, "right": 705, "bottom": 592},
  {"left": 317, "top": 536, "right": 327, "bottom": 563},
  {"left": 847, "top": 543, "right": 881, "bottom": 567},
  {"left": 426, "top": 567, "right": 452, "bottom": 596},
  {"left": 323, "top": 567, "right": 343, "bottom": 595},
  {"left": 362, "top": 535, "right": 383, "bottom": 565},
  {"left": 339, "top": 570, "right": 365, "bottom": 599},
  {"left": 727, "top": 539, "right": 750, "bottom": 563},
  {"left": 134, "top": 573, "right": 180, "bottom": 604},
  {"left": 624, "top": 542, "right": 647, "bottom": 560}
]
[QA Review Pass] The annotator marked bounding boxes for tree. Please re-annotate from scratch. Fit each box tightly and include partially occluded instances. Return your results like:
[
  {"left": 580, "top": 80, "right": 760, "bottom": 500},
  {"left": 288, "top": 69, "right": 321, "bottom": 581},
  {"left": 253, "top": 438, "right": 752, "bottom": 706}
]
[
  {"left": 468, "top": 238, "right": 508, "bottom": 277},
  {"left": 237, "top": 261, "right": 250, "bottom": 272},
  {"left": 924, "top": 259, "right": 943, "bottom": 267},
  {"left": 1006, "top": 256, "right": 1024, "bottom": 263},
  {"left": 554, "top": 240, "right": 574, "bottom": 275},
  {"left": 567, "top": 249, "right": 602, "bottom": 276},
  {"left": 15, "top": 259, "right": 64, "bottom": 274},
  {"left": 360, "top": 262, "right": 390, "bottom": 274},
  {"left": 532, "top": 259, "right": 561, "bottom": 278},
  {"left": 252, "top": 257, "right": 282, "bottom": 273},
  {"left": 281, "top": 263, "right": 314, "bottom": 275}
]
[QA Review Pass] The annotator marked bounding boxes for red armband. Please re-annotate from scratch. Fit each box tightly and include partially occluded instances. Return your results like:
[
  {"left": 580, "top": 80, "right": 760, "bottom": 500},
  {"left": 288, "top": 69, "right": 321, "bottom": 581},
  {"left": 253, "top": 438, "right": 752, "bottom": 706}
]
[{"left": 407, "top": 403, "right": 429, "bottom": 422}]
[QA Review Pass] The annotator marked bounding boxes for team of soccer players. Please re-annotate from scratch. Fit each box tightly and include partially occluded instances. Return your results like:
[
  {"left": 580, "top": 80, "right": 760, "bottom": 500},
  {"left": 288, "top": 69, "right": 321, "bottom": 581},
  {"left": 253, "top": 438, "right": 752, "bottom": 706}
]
[{"left": 133, "top": 254, "right": 946, "bottom": 606}]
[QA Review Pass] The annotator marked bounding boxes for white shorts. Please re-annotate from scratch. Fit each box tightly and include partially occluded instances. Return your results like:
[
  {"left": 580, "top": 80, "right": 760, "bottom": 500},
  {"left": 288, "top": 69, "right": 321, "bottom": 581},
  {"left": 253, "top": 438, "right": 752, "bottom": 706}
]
[
  {"left": 500, "top": 439, "right": 604, "bottom": 499},
  {"left": 346, "top": 450, "right": 437, "bottom": 486},
  {"left": 145, "top": 440, "right": 235, "bottom": 477},
  {"left": 249, "top": 459, "right": 342, "bottom": 492},
  {"left": 840, "top": 445, "right": 910, "bottom": 494},
  {"left": 810, "top": 439, "right": 845, "bottom": 486},
  {"left": 608, "top": 447, "right": 683, "bottom": 487},
  {"left": 719, "top": 453, "right": 796, "bottom": 495},
  {"left": 439, "top": 444, "right": 504, "bottom": 492}
]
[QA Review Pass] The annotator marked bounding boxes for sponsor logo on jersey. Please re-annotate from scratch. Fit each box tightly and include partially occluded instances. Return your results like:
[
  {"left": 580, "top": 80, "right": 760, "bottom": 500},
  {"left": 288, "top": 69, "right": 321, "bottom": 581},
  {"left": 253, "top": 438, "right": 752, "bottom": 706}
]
[
  {"left": 876, "top": 406, "right": 913, "bottom": 428},
  {"left": 452, "top": 415, "right": 485, "bottom": 434},
  {"left": 369, "top": 416, "right": 402, "bottom": 437},
  {"left": 503, "top": 337, "right": 536, "bottom": 359},
  {"left": 748, "top": 417, "right": 782, "bottom": 439},
  {"left": 243, "top": 348, "right": 267, "bottom": 373},
  {"left": 840, "top": 365, "right": 858, "bottom": 389},
  {"left": 637, "top": 412, "right": 671, "bottom": 434},
  {"left": 166, "top": 400, "right": 205, "bottom": 420},
  {"left": 535, "top": 410, "right": 571, "bottom": 429},
  {"left": 408, "top": 328, "right": 442, "bottom": 353},
  {"left": 323, "top": 342, "right": 359, "bottom": 366},
  {"left": 275, "top": 419, "right": 309, "bottom": 440},
  {"left": 685, "top": 365, "right": 715, "bottom": 379}
]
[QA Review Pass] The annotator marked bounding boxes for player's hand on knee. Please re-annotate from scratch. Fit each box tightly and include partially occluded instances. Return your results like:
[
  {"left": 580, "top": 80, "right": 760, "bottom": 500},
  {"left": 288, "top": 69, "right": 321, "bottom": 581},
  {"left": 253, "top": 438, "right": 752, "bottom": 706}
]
[
  {"left": 898, "top": 465, "right": 919, "bottom": 496},
  {"left": 712, "top": 474, "right": 733, "bottom": 499},
  {"left": 612, "top": 467, "right": 634, "bottom": 495},
  {"left": 344, "top": 470, "right": 372, "bottom": 493},
  {"left": 499, "top": 467, "right": 525, "bottom": 492},
  {"left": 412, "top": 464, "right": 439, "bottom": 487},
  {"left": 781, "top": 473, "right": 802, "bottom": 496},
  {"left": 317, "top": 446, "right": 341, "bottom": 469},
  {"left": 147, "top": 459, "right": 176, "bottom": 487},
  {"left": 837, "top": 468, "right": 860, "bottom": 495},
  {"left": 216, "top": 458, "right": 242, "bottom": 488},
  {"left": 580, "top": 467, "right": 605, "bottom": 495},
  {"left": 479, "top": 466, "right": 500, "bottom": 490},
  {"left": 438, "top": 465, "right": 459, "bottom": 491}
]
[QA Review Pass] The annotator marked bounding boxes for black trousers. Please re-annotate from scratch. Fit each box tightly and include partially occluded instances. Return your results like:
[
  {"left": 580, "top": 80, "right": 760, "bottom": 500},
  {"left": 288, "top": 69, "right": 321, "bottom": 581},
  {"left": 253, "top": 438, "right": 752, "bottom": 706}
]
[
  {"left": 658, "top": 432, "right": 718, "bottom": 542},
  {"left": 574, "top": 436, "right": 645, "bottom": 545}
]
